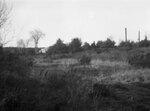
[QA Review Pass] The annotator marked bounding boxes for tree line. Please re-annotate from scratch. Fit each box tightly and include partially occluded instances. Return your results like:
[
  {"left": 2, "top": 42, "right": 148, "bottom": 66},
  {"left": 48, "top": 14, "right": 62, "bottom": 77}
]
[
  {"left": 15, "top": 32, "right": 150, "bottom": 55},
  {"left": 46, "top": 36, "right": 150, "bottom": 55}
]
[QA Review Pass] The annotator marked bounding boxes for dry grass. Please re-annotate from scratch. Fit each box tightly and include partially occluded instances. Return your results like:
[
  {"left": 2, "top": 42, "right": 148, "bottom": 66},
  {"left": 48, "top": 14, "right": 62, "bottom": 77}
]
[
  {"left": 91, "top": 49, "right": 128, "bottom": 61},
  {"left": 91, "top": 59, "right": 130, "bottom": 69},
  {"left": 54, "top": 58, "right": 78, "bottom": 66},
  {"left": 98, "top": 68, "right": 150, "bottom": 84},
  {"left": 34, "top": 57, "right": 78, "bottom": 68}
]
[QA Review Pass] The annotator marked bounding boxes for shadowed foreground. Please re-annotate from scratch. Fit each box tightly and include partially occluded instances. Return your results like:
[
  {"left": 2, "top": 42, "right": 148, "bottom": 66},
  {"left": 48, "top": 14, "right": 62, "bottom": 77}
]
[{"left": 1, "top": 69, "right": 150, "bottom": 111}]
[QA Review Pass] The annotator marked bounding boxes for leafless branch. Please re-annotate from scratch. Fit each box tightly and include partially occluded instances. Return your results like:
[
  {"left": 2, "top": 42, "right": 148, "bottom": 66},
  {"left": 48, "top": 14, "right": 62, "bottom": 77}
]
[
  {"left": 30, "top": 29, "right": 45, "bottom": 48},
  {"left": 17, "top": 39, "right": 25, "bottom": 48},
  {"left": 0, "top": 0, "right": 12, "bottom": 46}
]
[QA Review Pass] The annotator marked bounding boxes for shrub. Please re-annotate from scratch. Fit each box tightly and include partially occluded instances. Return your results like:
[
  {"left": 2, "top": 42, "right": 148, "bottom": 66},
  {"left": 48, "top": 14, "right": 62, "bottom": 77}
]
[
  {"left": 102, "top": 38, "right": 116, "bottom": 48},
  {"left": 0, "top": 53, "right": 33, "bottom": 77},
  {"left": 128, "top": 48, "right": 150, "bottom": 68},
  {"left": 138, "top": 36, "right": 150, "bottom": 47},
  {"left": 69, "top": 38, "right": 82, "bottom": 53},
  {"left": 47, "top": 38, "right": 69, "bottom": 55},
  {"left": 79, "top": 55, "right": 91, "bottom": 65},
  {"left": 119, "top": 41, "right": 136, "bottom": 48},
  {"left": 82, "top": 42, "right": 91, "bottom": 50}
]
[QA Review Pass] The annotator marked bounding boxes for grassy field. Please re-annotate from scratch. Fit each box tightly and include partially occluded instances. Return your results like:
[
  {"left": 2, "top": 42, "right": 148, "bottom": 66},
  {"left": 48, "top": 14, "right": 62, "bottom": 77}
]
[
  {"left": 27, "top": 50, "right": 150, "bottom": 111},
  {"left": 1, "top": 49, "right": 150, "bottom": 111}
]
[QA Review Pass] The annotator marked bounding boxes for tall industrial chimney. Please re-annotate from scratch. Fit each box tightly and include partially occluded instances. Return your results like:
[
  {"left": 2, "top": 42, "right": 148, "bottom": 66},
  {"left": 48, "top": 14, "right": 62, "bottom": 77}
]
[
  {"left": 138, "top": 31, "right": 140, "bottom": 42},
  {"left": 125, "top": 28, "right": 127, "bottom": 42}
]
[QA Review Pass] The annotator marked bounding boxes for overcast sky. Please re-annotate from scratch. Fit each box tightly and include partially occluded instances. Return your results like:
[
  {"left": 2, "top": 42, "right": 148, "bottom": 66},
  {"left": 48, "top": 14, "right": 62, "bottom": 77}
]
[{"left": 7, "top": 0, "right": 150, "bottom": 47}]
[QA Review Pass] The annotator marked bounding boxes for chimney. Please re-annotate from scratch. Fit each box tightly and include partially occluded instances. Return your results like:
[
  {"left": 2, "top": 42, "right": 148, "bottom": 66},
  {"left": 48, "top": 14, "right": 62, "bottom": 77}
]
[
  {"left": 125, "top": 28, "right": 127, "bottom": 42},
  {"left": 138, "top": 31, "right": 140, "bottom": 42}
]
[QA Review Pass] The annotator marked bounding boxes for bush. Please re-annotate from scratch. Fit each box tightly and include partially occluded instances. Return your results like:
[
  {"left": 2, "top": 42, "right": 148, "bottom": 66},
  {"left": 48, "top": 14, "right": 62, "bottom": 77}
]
[
  {"left": 102, "top": 38, "right": 115, "bottom": 48},
  {"left": 47, "top": 38, "right": 69, "bottom": 55},
  {"left": 128, "top": 48, "right": 150, "bottom": 68},
  {"left": 69, "top": 38, "right": 82, "bottom": 53},
  {"left": 0, "top": 53, "right": 33, "bottom": 77},
  {"left": 79, "top": 55, "right": 91, "bottom": 65},
  {"left": 119, "top": 41, "right": 136, "bottom": 48},
  {"left": 82, "top": 42, "right": 91, "bottom": 50},
  {"left": 138, "top": 37, "right": 150, "bottom": 47}
]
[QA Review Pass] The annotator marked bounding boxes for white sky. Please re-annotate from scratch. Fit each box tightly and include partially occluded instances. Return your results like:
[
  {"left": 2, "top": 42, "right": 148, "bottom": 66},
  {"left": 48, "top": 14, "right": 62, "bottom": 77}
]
[{"left": 6, "top": 0, "right": 150, "bottom": 47}]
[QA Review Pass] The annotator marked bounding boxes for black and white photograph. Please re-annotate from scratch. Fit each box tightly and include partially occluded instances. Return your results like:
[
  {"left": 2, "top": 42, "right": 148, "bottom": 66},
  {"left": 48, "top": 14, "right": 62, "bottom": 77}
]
[{"left": 0, "top": 0, "right": 150, "bottom": 111}]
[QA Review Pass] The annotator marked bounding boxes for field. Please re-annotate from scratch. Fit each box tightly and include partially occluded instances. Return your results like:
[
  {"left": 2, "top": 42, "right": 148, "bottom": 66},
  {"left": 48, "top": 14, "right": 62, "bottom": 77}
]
[
  {"left": 31, "top": 49, "right": 150, "bottom": 111},
  {"left": 1, "top": 49, "right": 150, "bottom": 111}
]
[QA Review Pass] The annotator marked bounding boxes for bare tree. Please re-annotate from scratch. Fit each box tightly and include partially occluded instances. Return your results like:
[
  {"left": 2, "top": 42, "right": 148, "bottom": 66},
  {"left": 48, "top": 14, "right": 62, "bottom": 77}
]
[
  {"left": 0, "top": 0, "right": 12, "bottom": 46},
  {"left": 25, "top": 38, "right": 31, "bottom": 47},
  {"left": 30, "top": 29, "right": 45, "bottom": 53},
  {"left": 17, "top": 37, "right": 32, "bottom": 48},
  {"left": 0, "top": 25, "right": 15, "bottom": 46},
  {"left": 17, "top": 39, "right": 25, "bottom": 48},
  {"left": 0, "top": 0, "right": 10, "bottom": 28}
]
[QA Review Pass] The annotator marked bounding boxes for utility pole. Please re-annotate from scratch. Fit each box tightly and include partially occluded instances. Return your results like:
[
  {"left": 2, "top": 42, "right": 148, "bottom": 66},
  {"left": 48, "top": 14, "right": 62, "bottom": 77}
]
[
  {"left": 125, "top": 28, "right": 127, "bottom": 42},
  {"left": 138, "top": 31, "right": 140, "bottom": 42}
]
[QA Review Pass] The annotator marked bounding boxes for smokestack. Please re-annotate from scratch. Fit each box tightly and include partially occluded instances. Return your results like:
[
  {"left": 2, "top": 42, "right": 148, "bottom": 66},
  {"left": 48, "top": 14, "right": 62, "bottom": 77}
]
[
  {"left": 125, "top": 28, "right": 127, "bottom": 42},
  {"left": 138, "top": 31, "right": 140, "bottom": 42}
]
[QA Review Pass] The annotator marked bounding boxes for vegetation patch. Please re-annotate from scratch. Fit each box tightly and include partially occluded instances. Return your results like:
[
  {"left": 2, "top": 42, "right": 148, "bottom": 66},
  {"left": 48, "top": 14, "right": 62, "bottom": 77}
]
[
  {"left": 128, "top": 48, "right": 150, "bottom": 68},
  {"left": 79, "top": 54, "right": 91, "bottom": 65}
]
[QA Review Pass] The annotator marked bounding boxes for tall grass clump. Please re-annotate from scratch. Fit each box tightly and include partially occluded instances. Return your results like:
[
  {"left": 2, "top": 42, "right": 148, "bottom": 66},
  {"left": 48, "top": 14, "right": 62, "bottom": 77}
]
[{"left": 37, "top": 71, "right": 93, "bottom": 111}]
